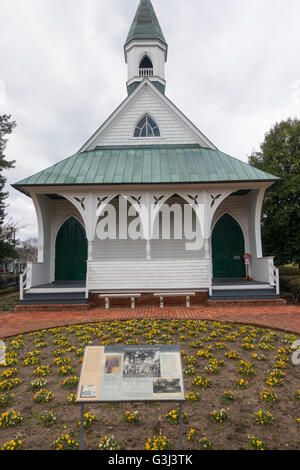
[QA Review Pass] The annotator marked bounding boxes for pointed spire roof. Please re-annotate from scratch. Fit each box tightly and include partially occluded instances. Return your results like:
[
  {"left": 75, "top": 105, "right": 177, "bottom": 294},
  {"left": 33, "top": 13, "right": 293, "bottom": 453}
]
[{"left": 125, "top": 0, "right": 167, "bottom": 46}]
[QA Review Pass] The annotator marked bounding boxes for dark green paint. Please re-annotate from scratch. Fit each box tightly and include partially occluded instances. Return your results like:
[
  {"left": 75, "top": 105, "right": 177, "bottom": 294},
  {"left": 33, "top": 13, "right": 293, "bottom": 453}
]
[
  {"left": 125, "top": 0, "right": 167, "bottom": 47},
  {"left": 55, "top": 217, "right": 87, "bottom": 281},
  {"left": 212, "top": 214, "right": 246, "bottom": 278},
  {"left": 127, "top": 80, "right": 165, "bottom": 96}
]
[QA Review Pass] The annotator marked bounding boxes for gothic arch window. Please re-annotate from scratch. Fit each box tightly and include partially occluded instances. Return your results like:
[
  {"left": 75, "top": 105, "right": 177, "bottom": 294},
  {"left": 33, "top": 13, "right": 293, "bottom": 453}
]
[
  {"left": 139, "top": 55, "right": 153, "bottom": 76},
  {"left": 134, "top": 114, "right": 160, "bottom": 137}
]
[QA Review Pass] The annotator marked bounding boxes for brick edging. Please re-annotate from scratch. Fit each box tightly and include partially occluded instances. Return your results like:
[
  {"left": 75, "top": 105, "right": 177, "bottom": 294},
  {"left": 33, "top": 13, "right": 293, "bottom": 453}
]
[
  {"left": 14, "top": 304, "right": 91, "bottom": 313},
  {"left": 207, "top": 299, "right": 286, "bottom": 307}
]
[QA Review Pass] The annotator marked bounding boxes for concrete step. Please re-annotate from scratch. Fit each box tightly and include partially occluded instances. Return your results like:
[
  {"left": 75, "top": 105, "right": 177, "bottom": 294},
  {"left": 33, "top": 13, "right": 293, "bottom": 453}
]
[
  {"left": 20, "top": 292, "right": 88, "bottom": 306},
  {"left": 23, "top": 292, "right": 86, "bottom": 300},
  {"left": 210, "top": 288, "right": 278, "bottom": 301}
]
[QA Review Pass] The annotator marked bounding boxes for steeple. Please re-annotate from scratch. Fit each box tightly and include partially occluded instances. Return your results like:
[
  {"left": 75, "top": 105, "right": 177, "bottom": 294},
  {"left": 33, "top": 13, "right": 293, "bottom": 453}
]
[
  {"left": 125, "top": 0, "right": 167, "bottom": 47},
  {"left": 124, "top": 0, "right": 168, "bottom": 95}
]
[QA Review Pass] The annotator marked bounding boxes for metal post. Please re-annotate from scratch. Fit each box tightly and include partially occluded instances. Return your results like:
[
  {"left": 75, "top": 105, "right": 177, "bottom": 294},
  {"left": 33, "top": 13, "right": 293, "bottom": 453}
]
[
  {"left": 80, "top": 403, "right": 85, "bottom": 450},
  {"left": 179, "top": 401, "right": 183, "bottom": 451},
  {"left": 19, "top": 274, "right": 23, "bottom": 301}
]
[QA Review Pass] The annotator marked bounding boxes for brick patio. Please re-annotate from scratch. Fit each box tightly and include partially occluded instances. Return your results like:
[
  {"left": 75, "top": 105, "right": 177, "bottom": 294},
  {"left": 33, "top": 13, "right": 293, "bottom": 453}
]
[{"left": 0, "top": 304, "right": 299, "bottom": 338}]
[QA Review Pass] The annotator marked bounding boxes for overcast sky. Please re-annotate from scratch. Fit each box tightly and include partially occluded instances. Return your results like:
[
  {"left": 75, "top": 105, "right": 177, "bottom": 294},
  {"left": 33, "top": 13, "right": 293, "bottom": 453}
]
[{"left": 0, "top": 0, "right": 299, "bottom": 240}]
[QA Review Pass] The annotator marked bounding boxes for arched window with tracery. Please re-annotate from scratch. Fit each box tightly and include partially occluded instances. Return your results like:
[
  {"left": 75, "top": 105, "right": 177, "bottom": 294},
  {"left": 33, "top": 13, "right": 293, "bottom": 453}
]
[{"left": 134, "top": 114, "right": 160, "bottom": 137}]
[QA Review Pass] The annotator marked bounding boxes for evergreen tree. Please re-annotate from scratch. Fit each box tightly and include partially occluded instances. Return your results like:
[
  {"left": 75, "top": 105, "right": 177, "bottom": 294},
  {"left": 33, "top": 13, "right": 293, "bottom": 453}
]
[
  {"left": 0, "top": 114, "right": 17, "bottom": 262},
  {"left": 249, "top": 118, "right": 300, "bottom": 266}
]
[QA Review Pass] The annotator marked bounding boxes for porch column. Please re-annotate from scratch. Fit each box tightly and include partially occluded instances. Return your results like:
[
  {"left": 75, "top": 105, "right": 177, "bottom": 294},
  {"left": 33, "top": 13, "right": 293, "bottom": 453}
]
[{"left": 146, "top": 239, "right": 151, "bottom": 260}]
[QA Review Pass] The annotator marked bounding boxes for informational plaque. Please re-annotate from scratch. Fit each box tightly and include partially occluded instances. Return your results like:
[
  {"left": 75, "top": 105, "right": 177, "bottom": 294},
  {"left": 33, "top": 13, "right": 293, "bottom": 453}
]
[{"left": 76, "top": 345, "right": 185, "bottom": 403}]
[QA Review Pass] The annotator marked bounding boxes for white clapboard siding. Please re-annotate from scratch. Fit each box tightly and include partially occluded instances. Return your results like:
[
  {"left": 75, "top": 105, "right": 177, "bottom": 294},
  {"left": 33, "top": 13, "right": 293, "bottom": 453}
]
[
  {"left": 88, "top": 260, "right": 210, "bottom": 290},
  {"left": 90, "top": 86, "right": 198, "bottom": 148},
  {"left": 151, "top": 240, "right": 203, "bottom": 260},
  {"left": 92, "top": 239, "right": 146, "bottom": 260}
]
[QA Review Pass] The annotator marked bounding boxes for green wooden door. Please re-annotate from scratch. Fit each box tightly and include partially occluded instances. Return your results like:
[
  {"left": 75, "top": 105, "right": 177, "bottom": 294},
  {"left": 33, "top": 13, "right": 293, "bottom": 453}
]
[
  {"left": 55, "top": 217, "right": 87, "bottom": 281},
  {"left": 212, "top": 214, "right": 246, "bottom": 278}
]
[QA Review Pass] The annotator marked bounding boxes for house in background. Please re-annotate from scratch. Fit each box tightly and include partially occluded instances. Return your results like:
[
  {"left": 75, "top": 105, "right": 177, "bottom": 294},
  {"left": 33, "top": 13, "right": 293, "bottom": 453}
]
[{"left": 13, "top": 0, "right": 281, "bottom": 307}]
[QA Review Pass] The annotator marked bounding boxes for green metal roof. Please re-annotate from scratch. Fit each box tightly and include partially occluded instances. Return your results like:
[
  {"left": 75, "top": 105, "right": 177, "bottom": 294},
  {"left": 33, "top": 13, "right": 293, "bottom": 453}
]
[
  {"left": 13, "top": 145, "right": 280, "bottom": 192},
  {"left": 125, "top": 0, "right": 167, "bottom": 46}
]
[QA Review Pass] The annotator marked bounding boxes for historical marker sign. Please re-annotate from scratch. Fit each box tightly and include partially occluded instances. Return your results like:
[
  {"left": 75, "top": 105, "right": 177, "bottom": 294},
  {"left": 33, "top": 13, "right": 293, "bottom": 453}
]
[{"left": 77, "top": 344, "right": 185, "bottom": 403}]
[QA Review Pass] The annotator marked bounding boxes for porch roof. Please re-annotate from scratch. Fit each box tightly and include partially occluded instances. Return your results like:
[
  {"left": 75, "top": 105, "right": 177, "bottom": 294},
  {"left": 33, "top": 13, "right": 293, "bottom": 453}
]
[{"left": 13, "top": 144, "right": 280, "bottom": 191}]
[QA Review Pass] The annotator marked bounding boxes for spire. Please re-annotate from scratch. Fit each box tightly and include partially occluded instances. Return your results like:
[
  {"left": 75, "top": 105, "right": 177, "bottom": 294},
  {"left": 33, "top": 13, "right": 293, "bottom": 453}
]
[{"left": 125, "top": 0, "right": 167, "bottom": 47}]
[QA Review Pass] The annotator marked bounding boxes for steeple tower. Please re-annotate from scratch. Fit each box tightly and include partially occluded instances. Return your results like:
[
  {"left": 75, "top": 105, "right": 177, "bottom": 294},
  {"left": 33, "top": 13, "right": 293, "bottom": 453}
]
[{"left": 124, "top": 0, "right": 168, "bottom": 95}]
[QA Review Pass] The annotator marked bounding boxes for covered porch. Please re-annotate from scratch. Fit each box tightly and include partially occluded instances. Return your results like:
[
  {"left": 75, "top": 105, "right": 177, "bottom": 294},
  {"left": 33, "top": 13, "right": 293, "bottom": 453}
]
[{"left": 19, "top": 184, "right": 280, "bottom": 306}]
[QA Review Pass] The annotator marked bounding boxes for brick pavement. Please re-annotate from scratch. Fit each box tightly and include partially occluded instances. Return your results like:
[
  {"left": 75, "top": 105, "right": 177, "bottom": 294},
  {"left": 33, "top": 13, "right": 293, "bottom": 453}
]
[{"left": 0, "top": 304, "right": 299, "bottom": 338}]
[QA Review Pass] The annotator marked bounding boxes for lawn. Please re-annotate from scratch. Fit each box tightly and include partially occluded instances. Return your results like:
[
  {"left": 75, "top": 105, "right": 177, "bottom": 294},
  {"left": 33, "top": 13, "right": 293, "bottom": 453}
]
[
  {"left": 0, "top": 293, "right": 19, "bottom": 313},
  {"left": 0, "top": 320, "right": 299, "bottom": 450}
]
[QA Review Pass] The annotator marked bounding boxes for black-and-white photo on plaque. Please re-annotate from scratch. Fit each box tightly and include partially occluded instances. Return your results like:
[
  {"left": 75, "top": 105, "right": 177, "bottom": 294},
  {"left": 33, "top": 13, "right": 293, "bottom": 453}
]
[
  {"left": 153, "top": 378, "right": 182, "bottom": 394},
  {"left": 80, "top": 384, "right": 97, "bottom": 398},
  {"left": 123, "top": 348, "right": 161, "bottom": 378}
]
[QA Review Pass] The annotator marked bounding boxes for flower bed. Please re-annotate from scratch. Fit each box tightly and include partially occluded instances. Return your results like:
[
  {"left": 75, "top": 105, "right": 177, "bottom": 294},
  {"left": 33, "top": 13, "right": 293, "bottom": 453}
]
[{"left": 0, "top": 320, "right": 298, "bottom": 450}]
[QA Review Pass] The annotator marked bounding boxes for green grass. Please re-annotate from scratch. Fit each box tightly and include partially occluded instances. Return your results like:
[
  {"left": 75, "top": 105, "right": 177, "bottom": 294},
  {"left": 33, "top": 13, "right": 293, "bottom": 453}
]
[
  {"left": 0, "top": 286, "right": 18, "bottom": 296},
  {"left": 0, "top": 294, "right": 19, "bottom": 312}
]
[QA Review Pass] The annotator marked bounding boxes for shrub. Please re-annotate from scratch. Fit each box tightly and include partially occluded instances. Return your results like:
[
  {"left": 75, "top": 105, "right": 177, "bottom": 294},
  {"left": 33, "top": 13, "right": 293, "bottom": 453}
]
[
  {"left": 279, "top": 266, "right": 300, "bottom": 276},
  {"left": 280, "top": 276, "right": 300, "bottom": 303}
]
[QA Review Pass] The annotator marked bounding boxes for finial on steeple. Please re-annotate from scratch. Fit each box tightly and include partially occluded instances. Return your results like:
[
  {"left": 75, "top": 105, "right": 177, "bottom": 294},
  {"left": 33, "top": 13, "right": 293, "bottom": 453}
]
[{"left": 124, "top": 0, "right": 168, "bottom": 96}]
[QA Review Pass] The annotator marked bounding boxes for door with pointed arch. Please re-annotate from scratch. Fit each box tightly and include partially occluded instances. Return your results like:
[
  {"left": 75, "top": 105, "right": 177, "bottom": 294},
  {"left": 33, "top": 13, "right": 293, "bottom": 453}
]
[
  {"left": 55, "top": 217, "right": 87, "bottom": 281},
  {"left": 212, "top": 214, "right": 246, "bottom": 278}
]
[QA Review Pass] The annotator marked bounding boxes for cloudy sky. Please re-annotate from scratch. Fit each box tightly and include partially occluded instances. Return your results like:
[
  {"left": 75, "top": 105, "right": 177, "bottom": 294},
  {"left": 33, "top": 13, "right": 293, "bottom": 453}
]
[{"left": 0, "top": 0, "right": 299, "bottom": 239}]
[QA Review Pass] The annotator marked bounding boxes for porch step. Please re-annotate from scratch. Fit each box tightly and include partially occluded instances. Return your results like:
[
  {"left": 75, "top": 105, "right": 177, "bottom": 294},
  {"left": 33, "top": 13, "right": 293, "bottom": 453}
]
[
  {"left": 210, "top": 288, "right": 279, "bottom": 301},
  {"left": 21, "top": 292, "right": 88, "bottom": 306}
]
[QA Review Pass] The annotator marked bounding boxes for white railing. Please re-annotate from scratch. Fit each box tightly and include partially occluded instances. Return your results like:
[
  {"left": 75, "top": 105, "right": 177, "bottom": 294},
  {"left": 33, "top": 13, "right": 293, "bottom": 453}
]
[
  {"left": 85, "top": 261, "right": 90, "bottom": 299},
  {"left": 19, "top": 268, "right": 28, "bottom": 301},
  {"left": 139, "top": 68, "right": 153, "bottom": 77},
  {"left": 269, "top": 263, "right": 280, "bottom": 295},
  {"left": 208, "top": 258, "right": 213, "bottom": 296}
]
